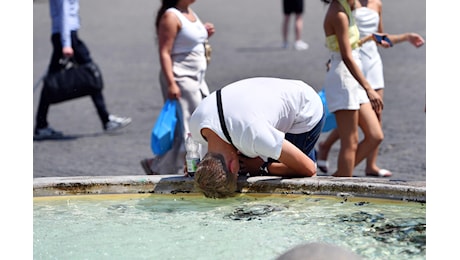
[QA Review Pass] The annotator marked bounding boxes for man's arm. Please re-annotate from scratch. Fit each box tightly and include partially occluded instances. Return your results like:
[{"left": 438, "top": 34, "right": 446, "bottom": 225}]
[{"left": 269, "top": 140, "right": 317, "bottom": 177}]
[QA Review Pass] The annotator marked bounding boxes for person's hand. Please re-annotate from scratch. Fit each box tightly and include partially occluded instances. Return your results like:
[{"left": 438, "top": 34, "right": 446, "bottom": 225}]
[
  {"left": 366, "top": 88, "right": 384, "bottom": 114},
  {"left": 183, "top": 166, "right": 190, "bottom": 177},
  {"left": 167, "top": 83, "right": 181, "bottom": 100},
  {"left": 238, "top": 155, "right": 263, "bottom": 176},
  {"left": 408, "top": 33, "right": 425, "bottom": 48},
  {"left": 62, "top": 46, "right": 74, "bottom": 57},
  {"left": 204, "top": 22, "right": 215, "bottom": 38},
  {"left": 372, "top": 33, "right": 392, "bottom": 48}
]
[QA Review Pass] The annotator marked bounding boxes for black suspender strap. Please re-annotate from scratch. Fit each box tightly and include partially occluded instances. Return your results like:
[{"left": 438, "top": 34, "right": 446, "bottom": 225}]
[{"left": 216, "top": 89, "right": 234, "bottom": 146}]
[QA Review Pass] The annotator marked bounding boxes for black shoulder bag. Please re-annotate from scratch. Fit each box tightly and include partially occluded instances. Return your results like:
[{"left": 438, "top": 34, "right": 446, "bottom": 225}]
[{"left": 43, "top": 58, "right": 104, "bottom": 104}]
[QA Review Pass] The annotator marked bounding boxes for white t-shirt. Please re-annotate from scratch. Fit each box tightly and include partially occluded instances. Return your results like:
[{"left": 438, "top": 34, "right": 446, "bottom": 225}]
[{"left": 189, "top": 77, "right": 324, "bottom": 161}]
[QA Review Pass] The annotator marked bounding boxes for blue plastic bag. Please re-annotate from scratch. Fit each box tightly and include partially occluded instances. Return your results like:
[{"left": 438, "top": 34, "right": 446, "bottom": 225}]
[
  {"left": 151, "top": 100, "right": 178, "bottom": 156},
  {"left": 318, "top": 89, "right": 337, "bottom": 132}
]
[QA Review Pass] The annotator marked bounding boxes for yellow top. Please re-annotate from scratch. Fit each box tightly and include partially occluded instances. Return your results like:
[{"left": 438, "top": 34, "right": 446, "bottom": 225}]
[{"left": 326, "top": 0, "right": 360, "bottom": 52}]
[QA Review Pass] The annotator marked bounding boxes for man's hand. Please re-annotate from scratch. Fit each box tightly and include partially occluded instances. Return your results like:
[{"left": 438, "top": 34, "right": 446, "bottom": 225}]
[
  {"left": 62, "top": 46, "right": 74, "bottom": 58},
  {"left": 238, "top": 155, "right": 263, "bottom": 175}
]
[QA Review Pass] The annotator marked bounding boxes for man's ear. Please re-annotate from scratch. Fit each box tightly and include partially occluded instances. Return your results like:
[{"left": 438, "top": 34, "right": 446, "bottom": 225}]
[{"left": 228, "top": 157, "right": 240, "bottom": 175}]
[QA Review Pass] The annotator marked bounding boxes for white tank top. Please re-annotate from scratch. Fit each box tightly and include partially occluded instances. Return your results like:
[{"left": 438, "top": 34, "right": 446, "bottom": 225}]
[
  {"left": 353, "top": 7, "right": 379, "bottom": 37},
  {"left": 166, "top": 8, "right": 208, "bottom": 55},
  {"left": 353, "top": 7, "right": 380, "bottom": 59}
]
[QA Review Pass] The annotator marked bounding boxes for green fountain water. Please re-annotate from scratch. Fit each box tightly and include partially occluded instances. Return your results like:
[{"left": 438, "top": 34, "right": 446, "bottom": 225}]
[{"left": 34, "top": 193, "right": 425, "bottom": 259}]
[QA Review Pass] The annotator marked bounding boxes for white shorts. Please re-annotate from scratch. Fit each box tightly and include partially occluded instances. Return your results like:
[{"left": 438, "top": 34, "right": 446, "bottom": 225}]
[{"left": 323, "top": 50, "right": 369, "bottom": 113}]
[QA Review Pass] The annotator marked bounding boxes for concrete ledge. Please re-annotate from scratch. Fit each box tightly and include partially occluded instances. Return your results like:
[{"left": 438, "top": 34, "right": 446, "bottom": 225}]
[{"left": 33, "top": 175, "right": 426, "bottom": 202}]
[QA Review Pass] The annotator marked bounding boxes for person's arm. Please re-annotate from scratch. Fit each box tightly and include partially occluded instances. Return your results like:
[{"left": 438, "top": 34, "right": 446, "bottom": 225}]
[
  {"left": 358, "top": 34, "right": 373, "bottom": 46},
  {"left": 61, "top": 0, "right": 73, "bottom": 57},
  {"left": 237, "top": 140, "right": 316, "bottom": 177},
  {"left": 374, "top": 0, "right": 424, "bottom": 48},
  {"left": 203, "top": 22, "right": 215, "bottom": 39},
  {"left": 333, "top": 9, "right": 383, "bottom": 114},
  {"left": 385, "top": 33, "right": 425, "bottom": 47},
  {"left": 376, "top": 0, "right": 384, "bottom": 33},
  {"left": 269, "top": 140, "right": 317, "bottom": 177},
  {"left": 157, "top": 11, "right": 181, "bottom": 100}
]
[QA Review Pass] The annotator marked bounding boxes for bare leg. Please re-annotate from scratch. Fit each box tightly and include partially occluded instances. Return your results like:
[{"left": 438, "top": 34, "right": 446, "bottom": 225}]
[
  {"left": 282, "top": 15, "right": 290, "bottom": 47},
  {"left": 294, "top": 13, "right": 303, "bottom": 41},
  {"left": 317, "top": 128, "right": 339, "bottom": 162},
  {"left": 365, "top": 88, "right": 386, "bottom": 174},
  {"left": 355, "top": 103, "right": 384, "bottom": 167},
  {"left": 332, "top": 103, "right": 383, "bottom": 177},
  {"left": 332, "top": 110, "right": 359, "bottom": 177},
  {"left": 293, "top": 13, "right": 308, "bottom": 50},
  {"left": 317, "top": 127, "right": 338, "bottom": 173}
]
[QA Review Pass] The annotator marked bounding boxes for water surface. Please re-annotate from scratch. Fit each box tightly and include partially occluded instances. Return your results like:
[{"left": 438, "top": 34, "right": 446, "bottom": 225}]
[{"left": 34, "top": 193, "right": 425, "bottom": 259}]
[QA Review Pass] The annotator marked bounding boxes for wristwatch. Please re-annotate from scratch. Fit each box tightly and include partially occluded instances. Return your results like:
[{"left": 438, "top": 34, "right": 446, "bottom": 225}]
[{"left": 259, "top": 161, "right": 271, "bottom": 176}]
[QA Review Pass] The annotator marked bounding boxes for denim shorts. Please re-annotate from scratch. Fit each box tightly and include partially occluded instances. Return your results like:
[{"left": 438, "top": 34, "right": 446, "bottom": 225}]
[{"left": 284, "top": 112, "right": 325, "bottom": 162}]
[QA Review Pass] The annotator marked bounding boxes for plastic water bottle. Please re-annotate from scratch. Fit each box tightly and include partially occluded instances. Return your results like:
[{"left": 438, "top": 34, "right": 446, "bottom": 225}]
[{"left": 185, "top": 133, "right": 200, "bottom": 177}]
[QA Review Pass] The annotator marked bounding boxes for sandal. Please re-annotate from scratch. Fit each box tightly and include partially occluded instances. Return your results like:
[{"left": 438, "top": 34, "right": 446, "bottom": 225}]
[{"left": 365, "top": 169, "right": 392, "bottom": 178}]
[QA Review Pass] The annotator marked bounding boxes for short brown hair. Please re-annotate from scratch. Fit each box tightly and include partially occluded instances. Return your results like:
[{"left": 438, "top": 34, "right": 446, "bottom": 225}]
[{"left": 194, "top": 152, "right": 237, "bottom": 199}]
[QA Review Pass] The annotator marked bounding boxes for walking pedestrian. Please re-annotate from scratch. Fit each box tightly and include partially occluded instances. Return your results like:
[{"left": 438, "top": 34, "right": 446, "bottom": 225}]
[
  {"left": 34, "top": 0, "right": 131, "bottom": 140},
  {"left": 140, "top": 0, "right": 215, "bottom": 175},
  {"left": 282, "top": 0, "right": 309, "bottom": 50}
]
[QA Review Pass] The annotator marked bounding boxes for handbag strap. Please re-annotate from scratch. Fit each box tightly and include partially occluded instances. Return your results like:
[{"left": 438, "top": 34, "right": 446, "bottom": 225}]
[{"left": 216, "top": 89, "right": 234, "bottom": 147}]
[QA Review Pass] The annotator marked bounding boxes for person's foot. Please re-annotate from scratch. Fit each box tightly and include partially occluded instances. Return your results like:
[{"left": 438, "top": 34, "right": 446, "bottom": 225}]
[
  {"left": 104, "top": 115, "right": 132, "bottom": 133},
  {"left": 317, "top": 158, "right": 329, "bottom": 174},
  {"left": 316, "top": 142, "right": 329, "bottom": 173},
  {"left": 282, "top": 41, "right": 289, "bottom": 49},
  {"left": 365, "top": 168, "right": 392, "bottom": 177},
  {"left": 140, "top": 158, "right": 160, "bottom": 175},
  {"left": 34, "top": 127, "right": 64, "bottom": 140},
  {"left": 294, "top": 40, "right": 309, "bottom": 51}
]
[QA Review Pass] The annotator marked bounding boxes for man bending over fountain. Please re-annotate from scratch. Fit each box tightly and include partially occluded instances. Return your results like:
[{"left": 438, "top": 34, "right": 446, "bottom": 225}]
[{"left": 189, "top": 77, "right": 325, "bottom": 198}]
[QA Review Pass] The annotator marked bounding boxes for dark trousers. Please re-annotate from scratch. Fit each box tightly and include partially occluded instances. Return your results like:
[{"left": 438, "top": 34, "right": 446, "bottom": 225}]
[
  {"left": 35, "top": 31, "right": 110, "bottom": 130},
  {"left": 284, "top": 112, "right": 326, "bottom": 162},
  {"left": 264, "top": 112, "right": 325, "bottom": 166}
]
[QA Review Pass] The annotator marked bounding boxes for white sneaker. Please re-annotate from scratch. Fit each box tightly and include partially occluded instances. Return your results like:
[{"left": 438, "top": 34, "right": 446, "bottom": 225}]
[
  {"left": 294, "top": 40, "right": 309, "bottom": 51},
  {"left": 104, "top": 115, "right": 132, "bottom": 132}
]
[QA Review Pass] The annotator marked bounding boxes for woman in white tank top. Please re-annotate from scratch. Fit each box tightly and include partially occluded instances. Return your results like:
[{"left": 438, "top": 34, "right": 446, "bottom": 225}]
[{"left": 141, "top": 0, "right": 215, "bottom": 175}]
